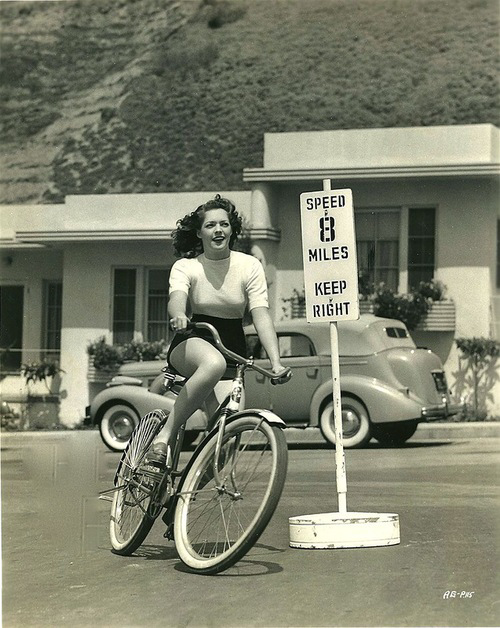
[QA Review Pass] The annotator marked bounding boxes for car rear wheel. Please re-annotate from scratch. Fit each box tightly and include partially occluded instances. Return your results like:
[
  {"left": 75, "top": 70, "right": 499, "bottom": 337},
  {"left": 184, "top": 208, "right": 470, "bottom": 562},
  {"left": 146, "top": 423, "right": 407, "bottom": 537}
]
[
  {"left": 100, "top": 404, "right": 140, "bottom": 452},
  {"left": 371, "top": 420, "right": 418, "bottom": 446},
  {"left": 319, "top": 397, "right": 371, "bottom": 449}
]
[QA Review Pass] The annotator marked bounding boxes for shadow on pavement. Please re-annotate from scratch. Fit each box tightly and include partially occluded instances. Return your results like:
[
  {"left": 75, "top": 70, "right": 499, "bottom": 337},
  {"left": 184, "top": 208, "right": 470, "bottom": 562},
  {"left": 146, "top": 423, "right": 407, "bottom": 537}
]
[
  {"left": 287, "top": 440, "right": 456, "bottom": 450},
  {"left": 132, "top": 544, "right": 179, "bottom": 561},
  {"left": 365, "top": 440, "right": 456, "bottom": 449},
  {"left": 135, "top": 540, "right": 285, "bottom": 577},
  {"left": 174, "top": 556, "right": 284, "bottom": 577}
]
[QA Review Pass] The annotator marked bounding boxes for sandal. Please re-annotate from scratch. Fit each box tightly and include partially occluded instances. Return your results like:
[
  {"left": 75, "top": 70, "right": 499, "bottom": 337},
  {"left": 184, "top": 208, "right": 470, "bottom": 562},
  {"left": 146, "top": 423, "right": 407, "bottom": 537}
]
[{"left": 146, "top": 442, "right": 170, "bottom": 468}]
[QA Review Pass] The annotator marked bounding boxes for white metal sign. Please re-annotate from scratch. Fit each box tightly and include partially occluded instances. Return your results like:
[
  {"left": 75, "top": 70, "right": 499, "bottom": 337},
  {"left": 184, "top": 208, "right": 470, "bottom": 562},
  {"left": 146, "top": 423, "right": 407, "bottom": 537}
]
[{"left": 300, "top": 187, "right": 359, "bottom": 322}]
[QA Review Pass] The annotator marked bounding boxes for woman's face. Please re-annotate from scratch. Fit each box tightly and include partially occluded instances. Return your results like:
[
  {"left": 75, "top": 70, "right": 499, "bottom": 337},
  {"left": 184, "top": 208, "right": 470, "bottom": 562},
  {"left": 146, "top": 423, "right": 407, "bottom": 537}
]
[{"left": 198, "top": 208, "right": 233, "bottom": 258}]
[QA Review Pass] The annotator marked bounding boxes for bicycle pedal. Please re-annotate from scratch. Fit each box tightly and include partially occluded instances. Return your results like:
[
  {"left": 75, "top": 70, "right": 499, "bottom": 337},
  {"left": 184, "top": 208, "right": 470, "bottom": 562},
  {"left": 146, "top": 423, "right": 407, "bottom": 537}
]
[{"left": 140, "top": 466, "right": 164, "bottom": 480}]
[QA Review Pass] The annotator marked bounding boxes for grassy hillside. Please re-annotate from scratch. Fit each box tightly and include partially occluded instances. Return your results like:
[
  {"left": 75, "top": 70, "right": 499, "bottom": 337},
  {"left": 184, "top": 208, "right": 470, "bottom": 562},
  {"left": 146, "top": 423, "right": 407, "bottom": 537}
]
[{"left": 0, "top": 0, "right": 498, "bottom": 203}]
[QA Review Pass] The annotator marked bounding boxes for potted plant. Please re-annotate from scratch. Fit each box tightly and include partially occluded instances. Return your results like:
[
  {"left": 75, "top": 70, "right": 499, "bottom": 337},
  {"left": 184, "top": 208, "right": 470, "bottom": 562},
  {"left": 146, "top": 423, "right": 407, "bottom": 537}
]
[
  {"left": 20, "top": 360, "right": 64, "bottom": 429},
  {"left": 455, "top": 337, "right": 500, "bottom": 420}
]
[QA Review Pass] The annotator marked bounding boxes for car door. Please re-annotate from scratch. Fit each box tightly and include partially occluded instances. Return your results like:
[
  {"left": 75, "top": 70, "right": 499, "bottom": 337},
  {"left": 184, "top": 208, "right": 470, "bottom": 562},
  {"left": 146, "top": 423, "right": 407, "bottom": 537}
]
[{"left": 244, "top": 332, "right": 323, "bottom": 423}]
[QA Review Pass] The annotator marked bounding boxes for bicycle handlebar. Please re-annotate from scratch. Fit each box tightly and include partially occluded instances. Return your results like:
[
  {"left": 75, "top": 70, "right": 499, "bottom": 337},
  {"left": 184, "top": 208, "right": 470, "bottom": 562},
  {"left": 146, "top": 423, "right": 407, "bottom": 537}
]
[{"left": 182, "top": 321, "right": 292, "bottom": 385}]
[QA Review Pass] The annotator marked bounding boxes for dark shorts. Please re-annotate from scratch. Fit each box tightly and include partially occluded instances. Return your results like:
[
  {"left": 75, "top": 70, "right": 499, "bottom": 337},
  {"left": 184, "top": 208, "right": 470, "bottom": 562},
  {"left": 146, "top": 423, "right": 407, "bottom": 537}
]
[{"left": 166, "top": 314, "right": 246, "bottom": 380}]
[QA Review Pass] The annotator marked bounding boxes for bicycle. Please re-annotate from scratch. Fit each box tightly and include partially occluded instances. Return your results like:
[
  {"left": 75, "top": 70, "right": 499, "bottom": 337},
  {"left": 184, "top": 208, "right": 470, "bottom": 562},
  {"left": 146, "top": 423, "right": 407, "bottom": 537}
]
[{"left": 100, "top": 322, "right": 292, "bottom": 575}]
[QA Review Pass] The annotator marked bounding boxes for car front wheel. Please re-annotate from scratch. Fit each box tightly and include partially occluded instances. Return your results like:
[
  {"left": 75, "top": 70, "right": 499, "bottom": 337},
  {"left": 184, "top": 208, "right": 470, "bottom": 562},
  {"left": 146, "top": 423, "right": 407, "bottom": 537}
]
[
  {"left": 99, "top": 404, "right": 140, "bottom": 452},
  {"left": 319, "top": 397, "right": 371, "bottom": 448}
]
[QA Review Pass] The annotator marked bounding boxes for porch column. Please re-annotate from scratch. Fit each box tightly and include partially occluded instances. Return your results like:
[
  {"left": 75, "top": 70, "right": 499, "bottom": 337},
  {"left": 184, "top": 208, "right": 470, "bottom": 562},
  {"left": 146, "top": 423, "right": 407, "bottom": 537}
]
[
  {"left": 249, "top": 183, "right": 281, "bottom": 318},
  {"left": 59, "top": 245, "right": 111, "bottom": 426}
]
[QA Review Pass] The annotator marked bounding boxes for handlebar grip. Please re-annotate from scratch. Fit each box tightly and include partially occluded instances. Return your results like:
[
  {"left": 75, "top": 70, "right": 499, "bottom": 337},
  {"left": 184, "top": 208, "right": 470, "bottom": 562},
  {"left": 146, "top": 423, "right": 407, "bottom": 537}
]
[{"left": 270, "top": 368, "right": 292, "bottom": 386}]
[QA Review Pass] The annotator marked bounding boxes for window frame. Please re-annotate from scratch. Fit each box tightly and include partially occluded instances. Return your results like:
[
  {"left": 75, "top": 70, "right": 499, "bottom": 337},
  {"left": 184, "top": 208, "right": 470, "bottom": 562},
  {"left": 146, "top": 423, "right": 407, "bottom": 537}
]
[
  {"left": 354, "top": 205, "right": 437, "bottom": 293},
  {"left": 355, "top": 207, "right": 401, "bottom": 292},
  {"left": 111, "top": 267, "right": 138, "bottom": 345},
  {"left": 144, "top": 267, "right": 171, "bottom": 343},
  {"left": 41, "top": 280, "right": 62, "bottom": 358},
  {"left": 111, "top": 266, "right": 171, "bottom": 344},
  {"left": 406, "top": 205, "right": 436, "bottom": 290}
]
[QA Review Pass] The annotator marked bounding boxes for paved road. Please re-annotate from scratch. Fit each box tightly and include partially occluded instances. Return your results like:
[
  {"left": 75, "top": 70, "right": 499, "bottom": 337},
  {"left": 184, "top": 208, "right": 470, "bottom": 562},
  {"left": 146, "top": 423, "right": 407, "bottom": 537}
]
[{"left": 2, "top": 429, "right": 499, "bottom": 627}]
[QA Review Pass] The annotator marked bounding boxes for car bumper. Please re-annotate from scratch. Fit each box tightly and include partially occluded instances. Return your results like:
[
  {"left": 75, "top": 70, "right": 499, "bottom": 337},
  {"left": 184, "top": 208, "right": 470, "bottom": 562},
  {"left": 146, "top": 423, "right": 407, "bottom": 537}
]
[
  {"left": 83, "top": 405, "right": 92, "bottom": 426},
  {"left": 421, "top": 400, "right": 465, "bottom": 421}
]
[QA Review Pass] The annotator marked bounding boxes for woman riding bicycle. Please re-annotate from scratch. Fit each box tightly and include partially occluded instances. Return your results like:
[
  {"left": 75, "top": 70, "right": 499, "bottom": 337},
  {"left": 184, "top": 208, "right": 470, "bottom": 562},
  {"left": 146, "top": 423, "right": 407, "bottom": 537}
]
[{"left": 147, "top": 194, "right": 287, "bottom": 467}]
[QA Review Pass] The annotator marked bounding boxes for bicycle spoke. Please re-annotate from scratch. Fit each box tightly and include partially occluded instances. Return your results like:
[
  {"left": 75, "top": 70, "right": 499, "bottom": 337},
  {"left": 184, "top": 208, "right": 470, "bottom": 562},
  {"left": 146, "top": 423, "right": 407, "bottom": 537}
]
[{"left": 109, "top": 410, "right": 165, "bottom": 553}]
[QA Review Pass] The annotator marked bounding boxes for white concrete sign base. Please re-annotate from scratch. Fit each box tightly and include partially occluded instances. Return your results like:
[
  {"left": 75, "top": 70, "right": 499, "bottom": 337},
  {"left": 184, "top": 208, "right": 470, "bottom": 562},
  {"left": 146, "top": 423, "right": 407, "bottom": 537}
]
[{"left": 289, "top": 511, "right": 400, "bottom": 549}]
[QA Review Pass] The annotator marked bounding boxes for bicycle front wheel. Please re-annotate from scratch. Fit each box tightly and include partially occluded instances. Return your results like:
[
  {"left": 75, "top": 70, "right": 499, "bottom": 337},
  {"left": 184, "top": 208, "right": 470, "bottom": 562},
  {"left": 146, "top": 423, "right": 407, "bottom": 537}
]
[
  {"left": 110, "top": 410, "right": 166, "bottom": 555},
  {"left": 174, "top": 415, "right": 288, "bottom": 574}
]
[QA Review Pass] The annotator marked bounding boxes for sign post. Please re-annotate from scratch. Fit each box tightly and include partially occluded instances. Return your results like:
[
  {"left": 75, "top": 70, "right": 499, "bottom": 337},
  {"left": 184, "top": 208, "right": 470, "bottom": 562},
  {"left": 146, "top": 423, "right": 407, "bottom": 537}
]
[{"left": 289, "top": 179, "right": 400, "bottom": 549}]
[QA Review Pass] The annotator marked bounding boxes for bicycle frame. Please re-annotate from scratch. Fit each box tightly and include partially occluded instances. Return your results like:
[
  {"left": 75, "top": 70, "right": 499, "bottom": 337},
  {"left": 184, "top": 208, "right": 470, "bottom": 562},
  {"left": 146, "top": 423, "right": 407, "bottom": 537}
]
[
  {"left": 160, "top": 362, "right": 286, "bottom": 535},
  {"left": 103, "top": 321, "right": 290, "bottom": 535}
]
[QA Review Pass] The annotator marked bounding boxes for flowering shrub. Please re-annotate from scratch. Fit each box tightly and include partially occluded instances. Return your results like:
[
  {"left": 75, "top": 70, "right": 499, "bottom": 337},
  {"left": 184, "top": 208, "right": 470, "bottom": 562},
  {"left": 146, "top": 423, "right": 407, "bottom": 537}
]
[
  {"left": 87, "top": 337, "right": 124, "bottom": 372},
  {"left": 372, "top": 281, "right": 446, "bottom": 330},
  {"left": 121, "top": 339, "right": 168, "bottom": 363},
  {"left": 373, "top": 287, "right": 429, "bottom": 330},
  {"left": 87, "top": 336, "right": 168, "bottom": 371}
]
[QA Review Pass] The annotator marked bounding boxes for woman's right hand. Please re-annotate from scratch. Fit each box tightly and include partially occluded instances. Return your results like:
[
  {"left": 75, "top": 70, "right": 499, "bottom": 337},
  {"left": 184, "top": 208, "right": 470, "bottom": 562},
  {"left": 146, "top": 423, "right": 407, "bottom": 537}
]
[{"left": 169, "top": 315, "right": 190, "bottom": 332}]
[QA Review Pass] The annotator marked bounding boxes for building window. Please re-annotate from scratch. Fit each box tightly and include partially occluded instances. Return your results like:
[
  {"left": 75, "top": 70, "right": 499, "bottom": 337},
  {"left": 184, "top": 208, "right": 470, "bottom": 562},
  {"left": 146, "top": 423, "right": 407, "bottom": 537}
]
[
  {"left": 43, "top": 281, "right": 62, "bottom": 358},
  {"left": 112, "top": 267, "right": 171, "bottom": 344},
  {"left": 113, "top": 269, "right": 137, "bottom": 344},
  {"left": 147, "top": 269, "right": 170, "bottom": 342},
  {"left": 355, "top": 210, "right": 400, "bottom": 291},
  {"left": 408, "top": 207, "right": 435, "bottom": 289},
  {"left": 0, "top": 285, "right": 24, "bottom": 371}
]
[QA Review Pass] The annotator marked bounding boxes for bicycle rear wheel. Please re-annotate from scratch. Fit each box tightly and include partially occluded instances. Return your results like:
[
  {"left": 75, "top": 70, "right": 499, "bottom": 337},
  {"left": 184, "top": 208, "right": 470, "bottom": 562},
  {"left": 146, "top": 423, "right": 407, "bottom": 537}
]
[
  {"left": 110, "top": 410, "right": 166, "bottom": 555},
  {"left": 174, "top": 414, "right": 288, "bottom": 574}
]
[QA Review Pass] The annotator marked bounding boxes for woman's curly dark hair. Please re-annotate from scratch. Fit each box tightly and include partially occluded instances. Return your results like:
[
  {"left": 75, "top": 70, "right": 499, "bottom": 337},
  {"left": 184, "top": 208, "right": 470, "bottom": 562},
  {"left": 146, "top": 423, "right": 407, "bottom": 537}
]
[{"left": 172, "top": 194, "right": 243, "bottom": 258}]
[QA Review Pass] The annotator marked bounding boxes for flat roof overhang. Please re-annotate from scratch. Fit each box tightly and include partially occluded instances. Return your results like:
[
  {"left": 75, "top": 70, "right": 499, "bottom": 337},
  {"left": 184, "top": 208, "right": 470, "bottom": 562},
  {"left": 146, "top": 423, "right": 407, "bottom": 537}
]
[
  {"left": 243, "top": 163, "right": 500, "bottom": 182},
  {"left": 9, "top": 226, "right": 281, "bottom": 246},
  {"left": 14, "top": 229, "right": 172, "bottom": 244}
]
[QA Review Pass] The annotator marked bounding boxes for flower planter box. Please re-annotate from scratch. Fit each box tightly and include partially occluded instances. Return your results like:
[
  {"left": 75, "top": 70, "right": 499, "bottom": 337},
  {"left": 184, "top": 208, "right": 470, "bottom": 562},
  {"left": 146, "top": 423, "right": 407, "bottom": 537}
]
[
  {"left": 416, "top": 300, "right": 456, "bottom": 331},
  {"left": 291, "top": 303, "right": 306, "bottom": 319},
  {"left": 359, "top": 301, "right": 374, "bottom": 314}
]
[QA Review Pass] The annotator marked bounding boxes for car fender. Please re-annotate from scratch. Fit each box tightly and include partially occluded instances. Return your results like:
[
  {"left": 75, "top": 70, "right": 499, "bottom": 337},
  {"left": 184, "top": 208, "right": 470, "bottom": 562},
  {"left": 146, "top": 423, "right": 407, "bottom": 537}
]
[
  {"left": 89, "top": 385, "right": 208, "bottom": 430},
  {"left": 309, "top": 374, "right": 423, "bottom": 426}
]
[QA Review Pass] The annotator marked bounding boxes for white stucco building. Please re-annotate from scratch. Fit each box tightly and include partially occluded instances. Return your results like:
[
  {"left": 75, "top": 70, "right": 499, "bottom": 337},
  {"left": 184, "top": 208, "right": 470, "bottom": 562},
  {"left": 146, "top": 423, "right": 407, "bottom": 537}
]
[{"left": 1, "top": 124, "right": 499, "bottom": 423}]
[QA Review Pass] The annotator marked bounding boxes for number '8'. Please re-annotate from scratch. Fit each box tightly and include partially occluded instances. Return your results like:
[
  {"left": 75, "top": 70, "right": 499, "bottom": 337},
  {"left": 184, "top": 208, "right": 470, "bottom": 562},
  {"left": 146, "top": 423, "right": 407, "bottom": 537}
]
[{"left": 319, "top": 216, "right": 336, "bottom": 242}]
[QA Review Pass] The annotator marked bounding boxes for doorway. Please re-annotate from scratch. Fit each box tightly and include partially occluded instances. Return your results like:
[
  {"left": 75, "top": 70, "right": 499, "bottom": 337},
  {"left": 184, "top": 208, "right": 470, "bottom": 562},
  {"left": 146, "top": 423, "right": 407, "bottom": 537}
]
[{"left": 0, "top": 285, "right": 24, "bottom": 372}]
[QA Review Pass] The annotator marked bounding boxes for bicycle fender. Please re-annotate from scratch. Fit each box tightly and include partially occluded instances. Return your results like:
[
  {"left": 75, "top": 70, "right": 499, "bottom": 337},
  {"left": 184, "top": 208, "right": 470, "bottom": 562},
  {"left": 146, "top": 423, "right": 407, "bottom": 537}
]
[{"left": 229, "top": 408, "right": 286, "bottom": 428}]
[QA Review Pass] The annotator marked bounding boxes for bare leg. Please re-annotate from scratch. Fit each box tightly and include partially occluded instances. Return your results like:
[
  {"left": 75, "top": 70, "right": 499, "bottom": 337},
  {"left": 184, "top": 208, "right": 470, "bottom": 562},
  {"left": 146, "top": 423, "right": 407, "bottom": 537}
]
[{"left": 154, "top": 338, "right": 226, "bottom": 449}]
